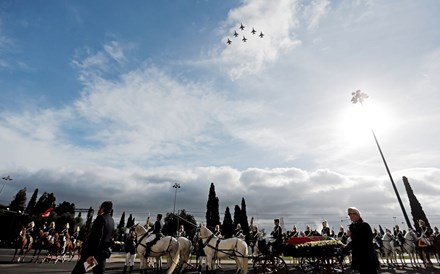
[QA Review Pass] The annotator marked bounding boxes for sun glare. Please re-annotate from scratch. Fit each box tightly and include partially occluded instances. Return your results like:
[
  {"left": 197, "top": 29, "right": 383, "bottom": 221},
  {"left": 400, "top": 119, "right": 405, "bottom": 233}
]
[{"left": 339, "top": 103, "right": 395, "bottom": 147}]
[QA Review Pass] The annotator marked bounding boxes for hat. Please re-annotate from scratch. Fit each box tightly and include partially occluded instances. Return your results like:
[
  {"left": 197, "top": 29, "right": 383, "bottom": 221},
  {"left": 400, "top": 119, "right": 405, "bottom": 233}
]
[{"left": 274, "top": 218, "right": 279, "bottom": 222}]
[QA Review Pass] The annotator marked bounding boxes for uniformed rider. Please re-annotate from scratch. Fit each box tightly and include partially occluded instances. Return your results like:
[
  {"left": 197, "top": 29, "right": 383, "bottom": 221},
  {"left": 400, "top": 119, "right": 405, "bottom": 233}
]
[{"left": 144, "top": 214, "right": 162, "bottom": 256}]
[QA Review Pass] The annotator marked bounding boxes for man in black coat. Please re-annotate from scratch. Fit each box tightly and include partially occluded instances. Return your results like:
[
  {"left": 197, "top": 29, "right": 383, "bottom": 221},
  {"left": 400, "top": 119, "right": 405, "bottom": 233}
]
[
  {"left": 345, "top": 207, "right": 379, "bottom": 274},
  {"left": 71, "top": 201, "right": 115, "bottom": 274}
]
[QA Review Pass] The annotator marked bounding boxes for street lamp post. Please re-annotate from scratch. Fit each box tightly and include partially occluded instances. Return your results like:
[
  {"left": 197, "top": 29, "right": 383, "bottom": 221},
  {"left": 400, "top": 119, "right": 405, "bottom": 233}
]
[
  {"left": 351, "top": 90, "right": 412, "bottom": 230},
  {"left": 0, "top": 176, "right": 13, "bottom": 196},
  {"left": 172, "top": 183, "right": 181, "bottom": 214}
]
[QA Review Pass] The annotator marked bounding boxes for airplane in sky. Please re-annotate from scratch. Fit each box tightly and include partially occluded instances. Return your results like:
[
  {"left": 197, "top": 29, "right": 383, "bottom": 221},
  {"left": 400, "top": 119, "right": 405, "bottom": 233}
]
[
  {"left": 251, "top": 28, "right": 256, "bottom": 34},
  {"left": 2, "top": 176, "right": 12, "bottom": 181},
  {"left": 242, "top": 36, "right": 247, "bottom": 42},
  {"left": 240, "top": 23, "right": 245, "bottom": 31},
  {"left": 227, "top": 38, "right": 232, "bottom": 45},
  {"left": 259, "top": 31, "right": 264, "bottom": 38},
  {"left": 233, "top": 31, "right": 239, "bottom": 37}
]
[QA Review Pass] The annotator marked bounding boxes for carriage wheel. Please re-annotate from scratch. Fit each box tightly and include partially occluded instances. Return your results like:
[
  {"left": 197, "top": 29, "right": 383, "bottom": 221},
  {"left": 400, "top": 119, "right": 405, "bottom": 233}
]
[
  {"left": 300, "top": 257, "right": 320, "bottom": 274},
  {"left": 253, "top": 255, "right": 288, "bottom": 274},
  {"left": 317, "top": 255, "right": 345, "bottom": 274},
  {"left": 300, "top": 256, "right": 344, "bottom": 274}
]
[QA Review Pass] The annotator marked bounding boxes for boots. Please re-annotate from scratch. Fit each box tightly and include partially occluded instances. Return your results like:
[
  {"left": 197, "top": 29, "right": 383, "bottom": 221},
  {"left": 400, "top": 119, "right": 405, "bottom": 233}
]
[
  {"left": 145, "top": 242, "right": 153, "bottom": 257},
  {"left": 123, "top": 265, "right": 127, "bottom": 274},
  {"left": 129, "top": 265, "right": 133, "bottom": 274}
]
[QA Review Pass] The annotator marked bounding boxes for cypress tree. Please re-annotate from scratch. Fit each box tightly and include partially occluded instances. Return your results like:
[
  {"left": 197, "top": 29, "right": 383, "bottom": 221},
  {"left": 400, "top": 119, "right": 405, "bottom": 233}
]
[
  {"left": 25, "top": 188, "right": 38, "bottom": 215},
  {"left": 118, "top": 211, "right": 126, "bottom": 229},
  {"left": 233, "top": 204, "right": 241, "bottom": 228},
  {"left": 240, "top": 197, "right": 250, "bottom": 242},
  {"left": 75, "top": 212, "right": 83, "bottom": 227},
  {"left": 206, "top": 182, "right": 220, "bottom": 230},
  {"left": 127, "top": 214, "right": 134, "bottom": 228},
  {"left": 222, "top": 206, "right": 234, "bottom": 238},
  {"left": 402, "top": 176, "right": 431, "bottom": 232},
  {"left": 86, "top": 206, "right": 94, "bottom": 226}
]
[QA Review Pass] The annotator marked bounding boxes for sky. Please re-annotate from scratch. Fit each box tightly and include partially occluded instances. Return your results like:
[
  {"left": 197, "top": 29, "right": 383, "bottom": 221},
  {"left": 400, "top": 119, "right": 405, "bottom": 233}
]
[{"left": 1, "top": 0, "right": 440, "bottom": 233}]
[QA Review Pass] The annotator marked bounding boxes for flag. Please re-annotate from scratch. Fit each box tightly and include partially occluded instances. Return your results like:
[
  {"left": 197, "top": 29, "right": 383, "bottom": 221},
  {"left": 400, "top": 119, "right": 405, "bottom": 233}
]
[
  {"left": 41, "top": 207, "right": 54, "bottom": 218},
  {"left": 379, "top": 225, "right": 385, "bottom": 236}
]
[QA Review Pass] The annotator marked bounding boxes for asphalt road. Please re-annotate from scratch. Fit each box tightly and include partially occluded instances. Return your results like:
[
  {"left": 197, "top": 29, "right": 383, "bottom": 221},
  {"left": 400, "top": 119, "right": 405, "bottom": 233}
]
[{"left": 1, "top": 248, "right": 440, "bottom": 274}]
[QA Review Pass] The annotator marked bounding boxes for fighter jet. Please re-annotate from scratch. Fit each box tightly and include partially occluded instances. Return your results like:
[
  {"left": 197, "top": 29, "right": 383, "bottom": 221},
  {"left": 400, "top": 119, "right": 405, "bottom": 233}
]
[
  {"left": 251, "top": 28, "right": 256, "bottom": 34},
  {"left": 259, "top": 31, "right": 264, "bottom": 38},
  {"left": 242, "top": 36, "right": 247, "bottom": 42},
  {"left": 2, "top": 176, "right": 12, "bottom": 180},
  {"left": 233, "top": 31, "right": 239, "bottom": 37},
  {"left": 227, "top": 38, "right": 232, "bottom": 45},
  {"left": 240, "top": 23, "right": 245, "bottom": 31}
]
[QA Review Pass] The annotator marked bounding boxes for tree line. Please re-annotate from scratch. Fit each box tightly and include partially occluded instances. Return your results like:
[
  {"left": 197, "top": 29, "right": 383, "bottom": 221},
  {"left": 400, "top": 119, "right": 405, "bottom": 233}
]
[{"left": 0, "top": 182, "right": 257, "bottom": 247}]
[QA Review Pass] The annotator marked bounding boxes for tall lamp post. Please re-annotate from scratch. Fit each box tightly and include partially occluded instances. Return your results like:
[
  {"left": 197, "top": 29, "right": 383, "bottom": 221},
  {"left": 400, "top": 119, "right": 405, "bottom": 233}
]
[
  {"left": 351, "top": 90, "right": 412, "bottom": 230},
  {"left": 172, "top": 183, "right": 181, "bottom": 214},
  {"left": 0, "top": 176, "right": 13, "bottom": 196}
]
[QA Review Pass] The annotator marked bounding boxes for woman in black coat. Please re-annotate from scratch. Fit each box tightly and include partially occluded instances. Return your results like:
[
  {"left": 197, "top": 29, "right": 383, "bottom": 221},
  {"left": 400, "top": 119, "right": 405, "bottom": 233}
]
[{"left": 345, "top": 207, "right": 379, "bottom": 274}]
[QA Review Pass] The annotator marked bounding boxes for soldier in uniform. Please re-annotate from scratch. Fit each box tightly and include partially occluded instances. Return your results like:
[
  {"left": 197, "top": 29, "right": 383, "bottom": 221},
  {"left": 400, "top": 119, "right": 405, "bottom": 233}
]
[
  {"left": 270, "top": 219, "right": 283, "bottom": 254},
  {"left": 234, "top": 223, "right": 245, "bottom": 239},
  {"left": 144, "top": 214, "right": 163, "bottom": 256},
  {"left": 393, "top": 224, "right": 405, "bottom": 247},
  {"left": 123, "top": 230, "right": 136, "bottom": 274},
  {"left": 176, "top": 225, "right": 186, "bottom": 238},
  {"left": 321, "top": 220, "right": 331, "bottom": 237},
  {"left": 304, "top": 225, "right": 312, "bottom": 237}
]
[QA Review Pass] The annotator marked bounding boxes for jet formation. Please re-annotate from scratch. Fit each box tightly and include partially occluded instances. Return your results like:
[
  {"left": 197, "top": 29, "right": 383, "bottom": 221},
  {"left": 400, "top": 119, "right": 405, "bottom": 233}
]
[{"left": 226, "top": 23, "right": 264, "bottom": 45}]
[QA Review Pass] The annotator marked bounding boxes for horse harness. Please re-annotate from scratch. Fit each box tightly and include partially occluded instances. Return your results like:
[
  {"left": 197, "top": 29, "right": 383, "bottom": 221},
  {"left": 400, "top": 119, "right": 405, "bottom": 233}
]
[
  {"left": 198, "top": 232, "right": 244, "bottom": 259},
  {"left": 135, "top": 232, "right": 173, "bottom": 256}
]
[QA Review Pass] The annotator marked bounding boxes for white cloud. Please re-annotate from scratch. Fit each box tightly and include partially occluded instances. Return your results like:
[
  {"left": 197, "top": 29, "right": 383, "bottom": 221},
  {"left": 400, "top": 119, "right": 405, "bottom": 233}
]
[
  {"left": 104, "top": 41, "right": 125, "bottom": 64},
  {"left": 303, "top": 0, "right": 330, "bottom": 31}
]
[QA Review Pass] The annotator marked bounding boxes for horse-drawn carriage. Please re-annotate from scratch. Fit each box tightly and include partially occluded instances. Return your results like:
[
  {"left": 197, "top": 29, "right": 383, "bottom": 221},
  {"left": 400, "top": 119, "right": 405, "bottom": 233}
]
[
  {"left": 254, "top": 236, "right": 345, "bottom": 274},
  {"left": 196, "top": 224, "right": 346, "bottom": 274}
]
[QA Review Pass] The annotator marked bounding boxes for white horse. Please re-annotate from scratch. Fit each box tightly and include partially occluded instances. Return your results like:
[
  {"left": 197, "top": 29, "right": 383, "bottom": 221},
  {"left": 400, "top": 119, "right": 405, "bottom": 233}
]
[
  {"left": 401, "top": 229, "right": 421, "bottom": 268},
  {"left": 197, "top": 224, "right": 248, "bottom": 274},
  {"left": 177, "top": 236, "right": 193, "bottom": 273},
  {"left": 134, "top": 224, "right": 180, "bottom": 274},
  {"left": 382, "top": 231, "right": 398, "bottom": 267}
]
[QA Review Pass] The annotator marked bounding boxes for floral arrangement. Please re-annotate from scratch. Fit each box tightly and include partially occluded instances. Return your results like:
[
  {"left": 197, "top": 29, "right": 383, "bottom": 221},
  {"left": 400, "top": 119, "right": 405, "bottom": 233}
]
[{"left": 296, "top": 239, "right": 344, "bottom": 249}]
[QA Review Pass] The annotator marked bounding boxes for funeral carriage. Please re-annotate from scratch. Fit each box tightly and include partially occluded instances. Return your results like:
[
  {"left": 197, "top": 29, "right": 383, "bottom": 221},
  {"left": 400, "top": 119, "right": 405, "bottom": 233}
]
[{"left": 253, "top": 236, "right": 346, "bottom": 274}]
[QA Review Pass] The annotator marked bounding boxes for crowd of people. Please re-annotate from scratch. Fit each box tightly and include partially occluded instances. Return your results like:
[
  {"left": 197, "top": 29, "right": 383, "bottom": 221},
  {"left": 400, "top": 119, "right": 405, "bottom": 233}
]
[{"left": 13, "top": 201, "right": 440, "bottom": 274}]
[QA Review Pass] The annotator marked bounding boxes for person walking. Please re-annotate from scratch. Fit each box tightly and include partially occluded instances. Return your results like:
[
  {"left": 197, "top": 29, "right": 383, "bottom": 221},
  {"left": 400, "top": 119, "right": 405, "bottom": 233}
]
[
  {"left": 71, "top": 201, "right": 115, "bottom": 274},
  {"left": 344, "top": 207, "right": 379, "bottom": 274}
]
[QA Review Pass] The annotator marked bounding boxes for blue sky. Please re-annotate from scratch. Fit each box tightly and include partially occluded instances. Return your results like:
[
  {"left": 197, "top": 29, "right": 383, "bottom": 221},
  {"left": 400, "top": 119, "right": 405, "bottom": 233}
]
[{"left": 1, "top": 0, "right": 440, "bottom": 232}]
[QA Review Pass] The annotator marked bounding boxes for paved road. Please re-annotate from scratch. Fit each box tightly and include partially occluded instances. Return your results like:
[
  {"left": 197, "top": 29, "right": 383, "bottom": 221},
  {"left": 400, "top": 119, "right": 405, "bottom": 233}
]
[{"left": 1, "top": 248, "right": 440, "bottom": 274}]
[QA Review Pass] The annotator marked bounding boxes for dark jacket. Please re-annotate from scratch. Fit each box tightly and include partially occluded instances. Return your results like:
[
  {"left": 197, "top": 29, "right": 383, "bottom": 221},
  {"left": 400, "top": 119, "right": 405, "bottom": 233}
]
[
  {"left": 271, "top": 225, "right": 283, "bottom": 243},
  {"left": 124, "top": 236, "right": 136, "bottom": 255},
  {"left": 151, "top": 220, "right": 162, "bottom": 234},
  {"left": 347, "top": 218, "right": 379, "bottom": 272},
  {"left": 82, "top": 213, "right": 115, "bottom": 260},
  {"left": 321, "top": 226, "right": 331, "bottom": 237}
]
